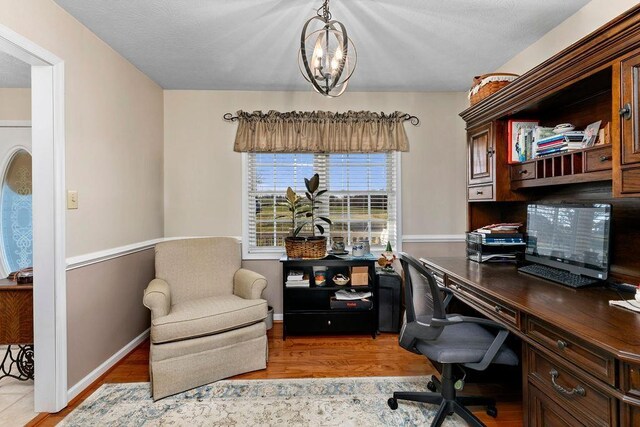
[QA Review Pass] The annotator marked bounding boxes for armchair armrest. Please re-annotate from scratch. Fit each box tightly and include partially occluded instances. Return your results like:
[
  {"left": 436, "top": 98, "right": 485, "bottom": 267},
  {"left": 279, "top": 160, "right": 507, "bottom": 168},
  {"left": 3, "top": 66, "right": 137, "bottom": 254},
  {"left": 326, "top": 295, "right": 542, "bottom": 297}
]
[
  {"left": 234, "top": 268, "right": 267, "bottom": 300},
  {"left": 143, "top": 278, "right": 171, "bottom": 320}
]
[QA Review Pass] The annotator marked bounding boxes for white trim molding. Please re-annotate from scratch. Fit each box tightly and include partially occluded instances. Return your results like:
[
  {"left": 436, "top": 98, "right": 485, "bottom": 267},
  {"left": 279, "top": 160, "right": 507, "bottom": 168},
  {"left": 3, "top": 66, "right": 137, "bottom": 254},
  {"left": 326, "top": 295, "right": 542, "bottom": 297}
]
[
  {"left": 66, "top": 236, "right": 243, "bottom": 270},
  {"left": 1, "top": 23, "right": 68, "bottom": 412},
  {"left": 0, "top": 120, "right": 32, "bottom": 128},
  {"left": 402, "top": 234, "right": 466, "bottom": 243},
  {"left": 66, "top": 239, "right": 162, "bottom": 270},
  {"left": 67, "top": 328, "right": 150, "bottom": 402}
]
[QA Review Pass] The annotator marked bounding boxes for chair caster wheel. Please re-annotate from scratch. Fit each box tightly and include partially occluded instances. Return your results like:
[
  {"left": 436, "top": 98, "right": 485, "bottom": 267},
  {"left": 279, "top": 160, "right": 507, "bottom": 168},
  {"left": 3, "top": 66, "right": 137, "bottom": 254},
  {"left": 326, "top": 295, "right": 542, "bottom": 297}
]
[
  {"left": 427, "top": 380, "right": 437, "bottom": 392},
  {"left": 487, "top": 406, "right": 498, "bottom": 418},
  {"left": 387, "top": 398, "right": 398, "bottom": 410}
]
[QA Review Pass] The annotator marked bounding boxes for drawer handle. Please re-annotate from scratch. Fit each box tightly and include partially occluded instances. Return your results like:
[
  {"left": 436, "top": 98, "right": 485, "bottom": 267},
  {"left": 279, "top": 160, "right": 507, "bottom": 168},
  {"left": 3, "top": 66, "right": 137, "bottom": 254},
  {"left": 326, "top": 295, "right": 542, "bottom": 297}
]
[
  {"left": 599, "top": 155, "right": 611, "bottom": 162},
  {"left": 556, "top": 340, "right": 568, "bottom": 350},
  {"left": 327, "top": 320, "right": 331, "bottom": 326},
  {"left": 549, "top": 369, "right": 585, "bottom": 397},
  {"left": 494, "top": 305, "right": 502, "bottom": 313},
  {"left": 476, "top": 190, "right": 483, "bottom": 195},
  {"left": 518, "top": 169, "right": 528, "bottom": 175}
]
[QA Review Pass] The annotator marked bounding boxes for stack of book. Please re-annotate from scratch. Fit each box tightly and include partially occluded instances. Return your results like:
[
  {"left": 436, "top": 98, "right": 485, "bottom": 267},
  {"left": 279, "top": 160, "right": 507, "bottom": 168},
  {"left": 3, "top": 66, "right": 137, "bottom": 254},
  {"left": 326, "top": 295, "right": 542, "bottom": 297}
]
[
  {"left": 535, "top": 131, "right": 585, "bottom": 157},
  {"left": 467, "top": 223, "right": 525, "bottom": 263},
  {"left": 285, "top": 270, "right": 309, "bottom": 287}
]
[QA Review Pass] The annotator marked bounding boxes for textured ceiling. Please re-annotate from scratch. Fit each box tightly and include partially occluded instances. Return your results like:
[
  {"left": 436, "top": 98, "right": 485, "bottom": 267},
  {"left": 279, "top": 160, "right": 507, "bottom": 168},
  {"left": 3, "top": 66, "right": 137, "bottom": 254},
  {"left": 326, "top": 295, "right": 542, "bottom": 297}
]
[
  {"left": 53, "top": 0, "right": 590, "bottom": 91},
  {"left": 0, "top": 51, "right": 30, "bottom": 88}
]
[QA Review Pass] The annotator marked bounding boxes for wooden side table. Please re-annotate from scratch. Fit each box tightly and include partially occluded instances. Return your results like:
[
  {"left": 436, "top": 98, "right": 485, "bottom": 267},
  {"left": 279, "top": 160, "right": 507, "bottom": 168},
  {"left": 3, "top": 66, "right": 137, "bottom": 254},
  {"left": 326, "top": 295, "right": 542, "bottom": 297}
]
[{"left": 0, "top": 279, "right": 34, "bottom": 381}]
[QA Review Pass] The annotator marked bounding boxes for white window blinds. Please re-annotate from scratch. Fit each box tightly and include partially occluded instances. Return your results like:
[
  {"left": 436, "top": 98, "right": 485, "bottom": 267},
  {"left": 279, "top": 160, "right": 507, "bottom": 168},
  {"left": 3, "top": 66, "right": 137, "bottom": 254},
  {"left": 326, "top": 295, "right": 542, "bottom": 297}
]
[{"left": 246, "top": 152, "right": 398, "bottom": 254}]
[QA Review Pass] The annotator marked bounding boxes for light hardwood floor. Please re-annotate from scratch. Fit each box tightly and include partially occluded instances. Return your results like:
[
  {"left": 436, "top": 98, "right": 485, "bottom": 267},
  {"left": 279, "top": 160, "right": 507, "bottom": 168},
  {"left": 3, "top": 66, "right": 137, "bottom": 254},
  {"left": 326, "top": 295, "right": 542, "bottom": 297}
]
[{"left": 28, "top": 323, "right": 523, "bottom": 426}]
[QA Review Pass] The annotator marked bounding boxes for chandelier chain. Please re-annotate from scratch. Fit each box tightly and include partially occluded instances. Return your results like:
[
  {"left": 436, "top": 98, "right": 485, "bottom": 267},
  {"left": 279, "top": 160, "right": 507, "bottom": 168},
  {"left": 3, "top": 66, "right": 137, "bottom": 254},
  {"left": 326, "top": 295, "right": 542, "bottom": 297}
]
[{"left": 317, "top": 0, "right": 332, "bottom": 22}]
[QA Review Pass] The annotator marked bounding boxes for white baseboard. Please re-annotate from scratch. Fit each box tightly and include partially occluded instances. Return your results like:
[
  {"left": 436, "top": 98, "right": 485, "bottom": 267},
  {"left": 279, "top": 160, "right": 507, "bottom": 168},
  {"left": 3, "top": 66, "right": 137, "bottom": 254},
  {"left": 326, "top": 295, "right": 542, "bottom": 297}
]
[
  {"left": 67, "top": 328, "right": 150, "bottom": 401},
  {"left": 274, "top": 313, "right": 283, "bottom": 321}
]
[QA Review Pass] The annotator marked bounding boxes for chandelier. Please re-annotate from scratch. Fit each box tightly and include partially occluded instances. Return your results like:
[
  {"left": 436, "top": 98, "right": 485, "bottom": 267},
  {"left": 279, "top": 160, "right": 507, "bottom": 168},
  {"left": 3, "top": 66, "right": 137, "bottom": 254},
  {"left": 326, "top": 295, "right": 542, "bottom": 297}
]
[{"left": 299, "top": 0, "right": 357, "bottom": 97}]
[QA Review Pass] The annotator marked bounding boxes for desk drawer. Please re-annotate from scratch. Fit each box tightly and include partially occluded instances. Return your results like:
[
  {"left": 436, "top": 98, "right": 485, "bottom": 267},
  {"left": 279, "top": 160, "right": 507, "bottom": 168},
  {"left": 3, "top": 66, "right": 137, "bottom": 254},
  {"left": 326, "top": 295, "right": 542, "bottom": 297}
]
[
  {"left": 528, "top": 348, "right": 615, "bottom": 426},
  {"left": 447, "top": 277, "right": 519, "bottom": 329},
  {"left": 526, "top": 318, "right": 615, "bottom": 385},
  {"left": 528, "top": 383, "right": 584, "bottom": 427}
]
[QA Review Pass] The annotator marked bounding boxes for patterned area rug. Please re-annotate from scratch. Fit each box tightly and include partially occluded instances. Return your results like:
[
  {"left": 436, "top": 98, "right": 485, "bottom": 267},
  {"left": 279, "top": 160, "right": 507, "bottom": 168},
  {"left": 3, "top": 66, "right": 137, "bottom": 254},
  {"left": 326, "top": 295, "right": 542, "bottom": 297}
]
[{"left": 61, "top": 376, "right": 466, "bottom": 426}]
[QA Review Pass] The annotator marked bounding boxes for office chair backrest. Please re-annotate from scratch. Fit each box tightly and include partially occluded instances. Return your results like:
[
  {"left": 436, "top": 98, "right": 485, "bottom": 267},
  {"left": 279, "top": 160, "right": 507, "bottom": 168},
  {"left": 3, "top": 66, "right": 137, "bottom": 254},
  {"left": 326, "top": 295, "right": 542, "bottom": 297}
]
[{"left": 398, "top": 252, "right": 447, "bottom": 352}]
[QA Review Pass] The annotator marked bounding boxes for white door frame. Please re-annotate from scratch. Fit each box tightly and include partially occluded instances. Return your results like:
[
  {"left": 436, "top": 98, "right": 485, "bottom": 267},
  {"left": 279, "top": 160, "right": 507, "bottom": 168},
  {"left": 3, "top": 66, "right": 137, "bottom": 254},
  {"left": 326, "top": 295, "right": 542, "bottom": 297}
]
[{"left": 0, "top": 26, "right": 67, "bottom": 412}]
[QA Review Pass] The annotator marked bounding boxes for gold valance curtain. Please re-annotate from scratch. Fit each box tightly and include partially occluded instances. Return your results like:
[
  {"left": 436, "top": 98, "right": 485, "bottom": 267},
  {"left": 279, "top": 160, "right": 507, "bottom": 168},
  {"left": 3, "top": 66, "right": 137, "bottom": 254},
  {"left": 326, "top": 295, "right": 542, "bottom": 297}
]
[{"left": 232, "top": 110, "right": 410, "bottom": 153}]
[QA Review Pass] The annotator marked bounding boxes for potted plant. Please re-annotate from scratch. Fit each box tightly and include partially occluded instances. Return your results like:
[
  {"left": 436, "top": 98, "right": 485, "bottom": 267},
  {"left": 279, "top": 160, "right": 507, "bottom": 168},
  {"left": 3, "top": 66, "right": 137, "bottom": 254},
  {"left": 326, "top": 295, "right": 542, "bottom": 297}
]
[{"left": 282, "top": 174, "right": 332, "bottom": 258}]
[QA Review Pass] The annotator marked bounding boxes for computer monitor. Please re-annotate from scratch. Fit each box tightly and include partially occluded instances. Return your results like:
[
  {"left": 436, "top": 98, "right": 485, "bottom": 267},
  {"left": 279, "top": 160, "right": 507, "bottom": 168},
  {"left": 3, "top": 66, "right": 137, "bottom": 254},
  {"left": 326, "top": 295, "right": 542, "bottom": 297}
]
[{"left": 525, "top": 203, "right": 612, "bottom": 280}]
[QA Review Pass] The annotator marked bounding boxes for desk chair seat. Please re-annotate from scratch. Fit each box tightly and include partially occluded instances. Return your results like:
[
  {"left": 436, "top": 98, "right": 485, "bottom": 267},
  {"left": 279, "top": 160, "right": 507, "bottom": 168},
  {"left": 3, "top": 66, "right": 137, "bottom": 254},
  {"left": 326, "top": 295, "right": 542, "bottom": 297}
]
[
  {"left": 416, "top": 320, "right": 518, "bottom": 366},
  {"left": 388, "top": 253, "right": 519, "bottom": 427}
]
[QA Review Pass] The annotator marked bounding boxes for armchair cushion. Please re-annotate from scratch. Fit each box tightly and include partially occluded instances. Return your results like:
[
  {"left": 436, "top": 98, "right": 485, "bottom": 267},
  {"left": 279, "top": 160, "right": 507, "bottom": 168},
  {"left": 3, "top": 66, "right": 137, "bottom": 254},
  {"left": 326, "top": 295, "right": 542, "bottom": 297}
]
[
  {"left": 234, "top": 269, "right": 267, "bottom": 300},
  {"left": 151, "top": 295, "right": 268, "bottom": 344},
  {"left": 143, "top": 279, "right": 171, "bottom": 320}
]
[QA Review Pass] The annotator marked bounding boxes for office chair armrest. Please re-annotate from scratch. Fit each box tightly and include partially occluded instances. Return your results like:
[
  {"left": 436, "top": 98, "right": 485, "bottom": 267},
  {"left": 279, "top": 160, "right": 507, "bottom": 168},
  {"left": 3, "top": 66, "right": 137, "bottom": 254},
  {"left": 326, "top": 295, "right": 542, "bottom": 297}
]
[
  {"left": 431, "top": 315, "right": 510, "bottom": 371},
  {"left": 440, "top": 287, "right": 454, "bottom": 309}
]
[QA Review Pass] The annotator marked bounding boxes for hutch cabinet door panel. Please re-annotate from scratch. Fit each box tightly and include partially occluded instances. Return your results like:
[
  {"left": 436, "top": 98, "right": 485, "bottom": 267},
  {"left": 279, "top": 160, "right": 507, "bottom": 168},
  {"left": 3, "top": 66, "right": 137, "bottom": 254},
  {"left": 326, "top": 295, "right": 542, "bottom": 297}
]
[
  {"left": 621, "top": 52, "right": 640, "bottom": 165},
  {"left": 468, "top": 123, "right": 494, "bottom": 185}
]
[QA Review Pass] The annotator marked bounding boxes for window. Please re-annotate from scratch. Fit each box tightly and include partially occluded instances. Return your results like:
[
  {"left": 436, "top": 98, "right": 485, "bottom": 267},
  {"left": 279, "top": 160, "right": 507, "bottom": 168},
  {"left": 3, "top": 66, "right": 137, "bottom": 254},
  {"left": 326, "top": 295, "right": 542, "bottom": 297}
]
[
  {"left": 245, "top": 152, "right": 399, "bottom": 256},
  {"left": 0, "top": 150, "right": 32, "bottom": 273}
]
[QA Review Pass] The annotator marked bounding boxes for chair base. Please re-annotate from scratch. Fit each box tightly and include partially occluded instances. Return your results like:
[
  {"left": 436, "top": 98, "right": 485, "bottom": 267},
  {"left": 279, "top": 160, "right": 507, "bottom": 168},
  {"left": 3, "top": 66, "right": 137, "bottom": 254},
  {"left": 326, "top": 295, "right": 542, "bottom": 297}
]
[{"left": 387, "top": 365, "right": 497, "bottom": 427}]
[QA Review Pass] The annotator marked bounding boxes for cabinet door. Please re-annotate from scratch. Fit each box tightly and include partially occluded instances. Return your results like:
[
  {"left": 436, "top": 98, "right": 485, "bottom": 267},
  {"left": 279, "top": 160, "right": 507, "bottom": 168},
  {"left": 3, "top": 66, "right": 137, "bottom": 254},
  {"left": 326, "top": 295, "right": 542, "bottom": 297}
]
[
  {"left": 621, "top": 52, "right": 640, "bottom": 164},
  {"left": 468, "top": 123, "right": 495, "bottom": 185}
]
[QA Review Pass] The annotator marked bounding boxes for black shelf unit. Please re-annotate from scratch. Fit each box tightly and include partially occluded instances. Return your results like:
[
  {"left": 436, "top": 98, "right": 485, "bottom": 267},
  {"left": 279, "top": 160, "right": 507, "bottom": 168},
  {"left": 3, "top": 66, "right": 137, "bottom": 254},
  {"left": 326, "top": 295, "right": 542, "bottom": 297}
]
[{"left": 280, "top": 255, "right": 378, "bottom": 340}]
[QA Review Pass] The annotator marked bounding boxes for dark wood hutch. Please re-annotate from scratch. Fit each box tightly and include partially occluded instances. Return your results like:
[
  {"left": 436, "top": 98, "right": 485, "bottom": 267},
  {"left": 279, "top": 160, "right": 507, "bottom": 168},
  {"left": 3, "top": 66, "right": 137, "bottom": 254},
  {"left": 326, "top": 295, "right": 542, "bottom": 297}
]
[
  {"left": 461, "top": 5, "right": 640, "bottom": 285},
  {"left": 448, "top": 5, "right": 640, "bottom": 426}
]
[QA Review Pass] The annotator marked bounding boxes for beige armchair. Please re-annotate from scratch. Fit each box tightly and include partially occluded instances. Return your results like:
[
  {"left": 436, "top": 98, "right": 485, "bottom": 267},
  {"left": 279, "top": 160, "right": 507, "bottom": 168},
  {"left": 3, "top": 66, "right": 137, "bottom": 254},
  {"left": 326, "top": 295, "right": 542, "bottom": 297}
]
[{"left": 143, "top": 237, "right": 268, "bottom": 400}]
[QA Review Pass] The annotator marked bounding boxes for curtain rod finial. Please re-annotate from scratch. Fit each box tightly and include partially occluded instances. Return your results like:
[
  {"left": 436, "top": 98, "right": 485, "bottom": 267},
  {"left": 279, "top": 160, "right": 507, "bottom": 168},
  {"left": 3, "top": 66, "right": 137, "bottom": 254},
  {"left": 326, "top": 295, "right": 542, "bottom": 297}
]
[{"left": 223, "top": 113, "right": 239, "bottom": 122}]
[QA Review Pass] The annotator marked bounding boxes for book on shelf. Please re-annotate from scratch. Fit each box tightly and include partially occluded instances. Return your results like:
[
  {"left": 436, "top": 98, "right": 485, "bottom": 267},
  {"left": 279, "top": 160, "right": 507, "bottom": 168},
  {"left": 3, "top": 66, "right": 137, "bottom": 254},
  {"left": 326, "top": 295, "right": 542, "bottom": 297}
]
[
  {"left": 286, "top": 279, "right": 309, "bottom": 287},
  {"left": 476, "top": 223, "right": 522, "bottom": 234},
  {"left": 287, "top": 270, "right": 305, "bottom": 281}
]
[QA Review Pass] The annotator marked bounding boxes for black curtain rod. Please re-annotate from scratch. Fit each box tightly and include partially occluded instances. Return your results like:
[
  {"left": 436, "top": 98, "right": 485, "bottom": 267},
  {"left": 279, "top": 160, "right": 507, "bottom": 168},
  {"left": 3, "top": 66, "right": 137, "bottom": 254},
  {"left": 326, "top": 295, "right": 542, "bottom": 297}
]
[{"left": 222, "top": 112, "right": 420, "bottom": 126}]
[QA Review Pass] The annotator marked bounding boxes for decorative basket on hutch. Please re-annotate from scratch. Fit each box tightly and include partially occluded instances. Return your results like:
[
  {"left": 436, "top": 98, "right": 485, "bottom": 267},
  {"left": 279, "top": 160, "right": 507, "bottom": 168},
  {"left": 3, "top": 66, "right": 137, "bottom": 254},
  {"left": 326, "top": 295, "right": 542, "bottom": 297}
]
[{"left": 468, "top": 73, "right": 519, "bottom": 106}]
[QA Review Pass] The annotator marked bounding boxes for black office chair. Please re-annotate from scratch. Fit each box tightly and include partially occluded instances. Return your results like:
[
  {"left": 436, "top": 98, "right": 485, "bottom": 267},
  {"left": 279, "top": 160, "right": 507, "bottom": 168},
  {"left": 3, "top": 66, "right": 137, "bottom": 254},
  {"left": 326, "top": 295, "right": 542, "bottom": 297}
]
[{"left": 387, "top": 253, "right": 518, "bottom": 427}]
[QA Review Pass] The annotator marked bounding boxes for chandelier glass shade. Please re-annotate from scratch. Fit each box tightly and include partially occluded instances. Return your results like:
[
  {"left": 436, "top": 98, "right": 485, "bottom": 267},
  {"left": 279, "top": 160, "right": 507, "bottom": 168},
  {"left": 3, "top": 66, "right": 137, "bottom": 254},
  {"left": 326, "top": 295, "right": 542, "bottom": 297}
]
[{"left": 299, "top": 0, "right": 357, "bottom": 97}]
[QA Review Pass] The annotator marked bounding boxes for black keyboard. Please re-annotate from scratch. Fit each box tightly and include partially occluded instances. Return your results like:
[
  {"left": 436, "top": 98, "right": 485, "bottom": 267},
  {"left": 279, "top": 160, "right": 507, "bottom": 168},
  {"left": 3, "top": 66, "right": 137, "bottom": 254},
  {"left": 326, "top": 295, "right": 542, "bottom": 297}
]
[{"left": 518, "top": 264, "right": 600, "bottom": 288}]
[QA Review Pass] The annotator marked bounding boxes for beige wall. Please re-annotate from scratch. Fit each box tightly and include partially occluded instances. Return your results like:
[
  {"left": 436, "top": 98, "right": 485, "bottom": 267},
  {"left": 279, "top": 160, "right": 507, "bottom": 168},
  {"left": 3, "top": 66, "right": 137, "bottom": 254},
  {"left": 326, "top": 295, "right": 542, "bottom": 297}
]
[
  {"left": 66, "top": 249, "right": 154, "bottom": 386},
  {"left": 0, "top": 0, "right": 164, "bottom": 392},
  {"left": 0, "top": 88, "right": 31, "bottom": 120},
  {"left": 165, "top": 90, "right": 469, "bottom": 314},
  {"left": 500, "top": 0, "right": 638, "bottom": 74},
  {"left": 164, "top": 90, "right": 468, "bottom": 237},
  {"left": 0, "top": 0, "right": 164, "bottom": 257}
]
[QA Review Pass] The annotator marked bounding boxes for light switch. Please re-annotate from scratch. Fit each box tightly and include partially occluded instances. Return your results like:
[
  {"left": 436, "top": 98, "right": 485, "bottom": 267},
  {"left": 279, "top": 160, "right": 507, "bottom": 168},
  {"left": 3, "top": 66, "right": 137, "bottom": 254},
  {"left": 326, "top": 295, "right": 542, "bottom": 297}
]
[{"left": 67, "top": 190, "right": 78, "bottom": 209}]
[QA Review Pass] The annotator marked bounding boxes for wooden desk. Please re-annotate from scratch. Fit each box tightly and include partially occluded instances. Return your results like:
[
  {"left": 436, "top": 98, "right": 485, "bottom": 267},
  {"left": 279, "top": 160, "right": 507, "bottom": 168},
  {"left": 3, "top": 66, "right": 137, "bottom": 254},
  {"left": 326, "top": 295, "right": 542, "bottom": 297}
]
[
  {"left": 0, "top": 279, "right": 34, "bottom": 381},
  {"left": 419, "top": 256, "right": 640, "bottom": 426}
]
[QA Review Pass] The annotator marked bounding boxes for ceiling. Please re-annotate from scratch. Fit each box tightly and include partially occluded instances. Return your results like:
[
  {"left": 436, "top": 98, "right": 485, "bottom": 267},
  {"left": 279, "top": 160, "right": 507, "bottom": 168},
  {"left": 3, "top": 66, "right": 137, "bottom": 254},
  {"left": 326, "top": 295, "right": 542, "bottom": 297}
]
[
  {"left": 48, "top": 0, "right": 590, "bottom": 92},
  {"left": 0, "top": 51, "right": 30, "bottom": 88}
]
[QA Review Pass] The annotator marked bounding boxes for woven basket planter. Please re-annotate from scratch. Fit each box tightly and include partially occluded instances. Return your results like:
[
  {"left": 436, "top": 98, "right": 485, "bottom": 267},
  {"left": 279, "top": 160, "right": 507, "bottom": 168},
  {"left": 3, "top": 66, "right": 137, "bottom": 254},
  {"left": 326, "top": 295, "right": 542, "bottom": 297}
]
[
  {"left": 469, "top": 73, "right": 518, "bottom": 106},
  {"left": 285, "top": 236, "right": 327, "bottom": 259}
]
